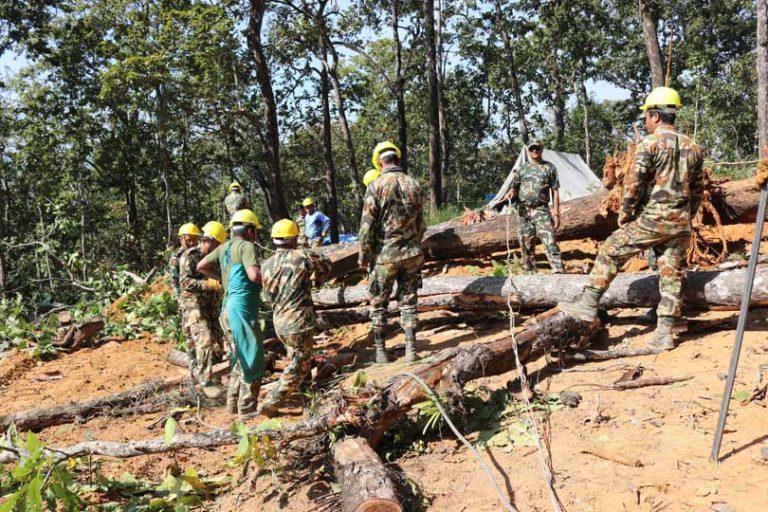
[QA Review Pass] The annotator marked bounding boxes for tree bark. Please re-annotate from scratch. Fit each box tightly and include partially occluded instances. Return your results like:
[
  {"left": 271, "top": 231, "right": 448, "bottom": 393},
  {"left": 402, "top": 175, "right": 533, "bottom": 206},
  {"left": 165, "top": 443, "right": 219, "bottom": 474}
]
[
  {"left": 319, "top": 37, "right": 340, "bottom": 244},
  {"left": 155, "top": 84, "right": 173, "bottom": 245},
  {"left": 638, "top": 0, "right": 665, "bottom": 88},
  {"left": 436, "top": 0, "right": 450, "bottom": 201},
  {"left": 758, "top": 0, "right": 768, "bottom": 152},
  {"left": 0, "top": 171, "right": 7, "bottom": 291},
  {"left": 424, "top": 0, "right": 442, "bottom": 212},
  {"left": 333, "top": 438, "right": 403, "bottom": 512},
  {"left": 313, "top": 266, "right": 768, "bottom": 319},
  {"left": 392, "top": 0, "right": 408, "bottom": 170},
  {"left": 318, "top": 177, "right": 763, "bottom": 279},
  {"left": 578, "top": 68, "right": 591, "bottom": 169},
  {"left": 247, "top": 0, "right": 289, "bottom": 222},
  {"left": 493, "top": 0, "right": 530, "bottom": 144}
]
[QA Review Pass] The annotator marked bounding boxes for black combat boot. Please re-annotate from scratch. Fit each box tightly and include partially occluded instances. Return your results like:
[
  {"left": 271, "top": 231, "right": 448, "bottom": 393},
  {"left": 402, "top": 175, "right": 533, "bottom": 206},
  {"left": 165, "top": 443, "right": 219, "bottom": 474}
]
[
  {"left": 404, "top": 327, "right": 417, "bottom": 363},
  {"left": 374, "top": 329, "right": 388, "bottom": 363}
]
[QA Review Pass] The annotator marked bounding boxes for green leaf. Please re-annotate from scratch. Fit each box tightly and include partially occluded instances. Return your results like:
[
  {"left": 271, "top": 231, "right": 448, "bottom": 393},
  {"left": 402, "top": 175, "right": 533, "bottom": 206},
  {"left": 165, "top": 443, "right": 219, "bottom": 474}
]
[
  {"left": 352, "top": 370, "right": 368, "bottom": 388},
  {"left": 26, "top": 475, "right": 44, "bottom": 512},
  {"left": 0, "top": 490, "right": 22, "bottom": 512},
  {"left": 732, "top": 390, "right": 751, "bottom": 402},
  {"left": 164, "top": 417, "right": 178, "bottom": 446},
  {"left": 255, "top": 418, "right": 282, "bottom": 433}
]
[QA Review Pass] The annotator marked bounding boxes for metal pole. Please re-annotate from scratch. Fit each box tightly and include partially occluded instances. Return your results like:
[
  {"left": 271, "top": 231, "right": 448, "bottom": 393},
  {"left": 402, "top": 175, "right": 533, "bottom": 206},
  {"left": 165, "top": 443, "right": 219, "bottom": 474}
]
[{"left": 710, "top": 184, "right": 768, "bottom": 462}]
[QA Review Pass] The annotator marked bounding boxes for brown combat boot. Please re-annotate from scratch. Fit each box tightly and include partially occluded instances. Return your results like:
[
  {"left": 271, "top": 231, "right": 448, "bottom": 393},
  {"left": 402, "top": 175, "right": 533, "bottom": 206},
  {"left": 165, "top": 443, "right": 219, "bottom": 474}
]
[
  {"left": 558, "top": 287, "right": 602, "bottom": 323},
  {"left": 646, "top": 316, "right": 676, "bottom": 350}
]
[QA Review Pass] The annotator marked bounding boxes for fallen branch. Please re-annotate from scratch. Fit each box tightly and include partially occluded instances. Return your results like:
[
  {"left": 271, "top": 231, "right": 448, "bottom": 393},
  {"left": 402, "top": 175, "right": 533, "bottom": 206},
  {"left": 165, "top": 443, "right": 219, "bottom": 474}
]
[
  {"left": 0, "top": 361, "right": 229, "bottom": 432},
  {"left": 560, "top": 348, "right": 664, "bottom": 363},
  {"left": 580, "top": 448, "right": 644, "bottom": 467},
  {"left": 612, "top": 375, "right": 692, "bottom": 390}
]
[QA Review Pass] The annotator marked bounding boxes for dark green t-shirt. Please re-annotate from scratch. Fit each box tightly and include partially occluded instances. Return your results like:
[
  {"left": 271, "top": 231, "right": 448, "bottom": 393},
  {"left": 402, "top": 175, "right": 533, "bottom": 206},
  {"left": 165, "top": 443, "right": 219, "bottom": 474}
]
[{"left": 200, "top": 239, "right": 260, "bottom": 295}]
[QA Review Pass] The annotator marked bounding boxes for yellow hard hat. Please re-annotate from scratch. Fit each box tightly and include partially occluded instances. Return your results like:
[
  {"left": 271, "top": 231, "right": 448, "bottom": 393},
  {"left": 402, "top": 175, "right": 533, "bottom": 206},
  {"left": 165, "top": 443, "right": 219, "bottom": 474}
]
[
  {"left": 639, "top": 86, "right": 682, "bottom": 112},
  {"left": 271, "top": 219, "right": 299, "bottom": 239},
  {"left": 201, "top": 221, "right": 227, "bottom": 243},
  {"left": 302, "top": 197, "right": 314, "bottom": 207},
  {"left": 363, "top": 168, "right": 380, "bottom": 187},
  {"left": 229, "top": 209, "right": 261, "bottom": 229},
  {"left": 229, "top": 181, "right": 242, "bottom": 192},
  {"left": 371, "top": 141, "right": 401, "bottom": 170},
  {"left": 178, "top": 223, "right": 201, "bottom": 237}
]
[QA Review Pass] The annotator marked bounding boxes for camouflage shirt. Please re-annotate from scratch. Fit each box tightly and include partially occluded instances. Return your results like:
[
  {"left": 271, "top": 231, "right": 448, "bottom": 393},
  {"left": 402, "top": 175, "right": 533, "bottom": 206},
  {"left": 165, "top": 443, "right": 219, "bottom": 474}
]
[
  {"left": 261, "top": 247, "right": 332, "bottom": 336},
  {"left": 179, "top": 246, "right": 220, "bottom": 310},
  {"left": 623, "top": 125, "right": 704, "bottom": 234},
  {"left": 224, "top": 191, "right": 251, "bottom": 219},
  {"left": 296, "top": 215, "right": 307, "bottom": 246},
  {"left": 511, "top": 160, "right": 559, "bottom": 207},
  {"left": 358, "top": 166, "right": 425, "bottom": 266},
  {"left": 168, "top": 247, "right": 185, "bottom": 297}
]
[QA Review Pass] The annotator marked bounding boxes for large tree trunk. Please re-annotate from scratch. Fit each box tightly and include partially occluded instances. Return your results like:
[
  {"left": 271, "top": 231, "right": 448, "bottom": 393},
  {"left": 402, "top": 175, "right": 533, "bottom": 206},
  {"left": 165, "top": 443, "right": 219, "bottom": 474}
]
[
  {"left": 436, "top": 0, "right": 450, "bottom": 201},
  {"left": 392, "top": 0, "right": 408, "bottom": 169},
  {"left": 155, "top": 84, "right": 174, "bottom": 245},
  {"left": 318, "top": 178, "right": 762, "bottom": 279},
  {"left": 639, "top": 0, "right": 665, "bottom": 88},
  {"left": 247, "top": 0, "right": 289, "bottom": 222},
  {"left": 333, "top": 438, "right": 403, "bottom": 512},
  {"left": 758, "top": 0, "right": 768, "bottom": 152},
  {"left": 314, "top": 266, "right": 768, "bottom": 320},
  {"left": 0, "top": 172, "right": 7, "bottom": 291},
  {"left": 578, "top": 67, "right": 591, "bottom": 168},
  {"left": 424, "top": 0, "right": 442, "bottom": 213},
  {"left": 493, "top": 0, "right": 530, "bottom": 144},
  {"left": 319, "top": 39, "right": 340, "bottom": 244}
]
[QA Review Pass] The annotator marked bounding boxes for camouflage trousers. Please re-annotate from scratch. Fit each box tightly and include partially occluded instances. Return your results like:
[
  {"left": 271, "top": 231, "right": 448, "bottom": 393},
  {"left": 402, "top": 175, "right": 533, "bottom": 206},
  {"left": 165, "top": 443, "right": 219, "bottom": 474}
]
[
  {"left": 220, "top": 310, "right": 261, "bottom": 414},
  {"left": 518, "top": 205, "right": 565, "bottom": 273},
  {"left": 368, "top": 254, "right": 423, "bottom": 331},
  {"left": 588, "top": 221, "right": 690, "bottom": 318},
  {"left": 179, "top": 298, "right": 224, "bottom": 384},
  {"left": 260, "top": 332, "right": 314, "bottom": 411}
]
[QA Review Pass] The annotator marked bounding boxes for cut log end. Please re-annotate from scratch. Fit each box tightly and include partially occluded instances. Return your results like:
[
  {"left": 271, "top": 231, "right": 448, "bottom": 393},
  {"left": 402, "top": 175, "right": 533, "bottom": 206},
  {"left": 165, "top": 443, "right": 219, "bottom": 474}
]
[{"left": 333, "top": 438, "right": 403, "bottom": 512}]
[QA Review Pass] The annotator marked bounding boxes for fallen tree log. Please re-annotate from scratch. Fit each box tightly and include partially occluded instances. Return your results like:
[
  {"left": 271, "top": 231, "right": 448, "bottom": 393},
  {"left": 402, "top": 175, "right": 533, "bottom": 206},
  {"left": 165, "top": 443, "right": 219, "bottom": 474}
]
[
  {"left": 0, "top": 361, "right": 229, "bottom": 432},
  {"left": 314, "top": 266, "right": 768, "bottom": 316},
  {"left": 0, "top": 307, "right": 600, "bottom": 463},
  {"left": 319, "top": 178, "right": 763, "bottom": 279},
  {"left": 333, "top": 438, "right": 403, "bottom": 512}
]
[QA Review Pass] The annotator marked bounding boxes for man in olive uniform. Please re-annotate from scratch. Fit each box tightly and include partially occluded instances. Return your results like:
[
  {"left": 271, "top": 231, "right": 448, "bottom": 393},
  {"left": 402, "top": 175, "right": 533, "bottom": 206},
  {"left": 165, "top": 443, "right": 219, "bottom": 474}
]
[
  {"left": 359, "top": 141, "right": 425, "bottom": 363},
  {"left": 257, "top": 219, "right": 331, "bottom": 416},
  {"left": 224, "top": 181, "right": 251, "bottom": 220},
  {"left": 295, "top": 204, "right": 308, "bottom": 248},
  {"left": 169, "top": 223, "right": 201, "bottom": 360},
  {"left": 560, "top": 87, "right": 704, "bottom": 350},
  {"left": 503, "top": 141, "right": 565, "bottom": 273},
  {"left": 178, "top": 221, "right": 226, "bottom": 392},
  {"left": 198, "top": 209, "right": 264, "bottom": 416}
]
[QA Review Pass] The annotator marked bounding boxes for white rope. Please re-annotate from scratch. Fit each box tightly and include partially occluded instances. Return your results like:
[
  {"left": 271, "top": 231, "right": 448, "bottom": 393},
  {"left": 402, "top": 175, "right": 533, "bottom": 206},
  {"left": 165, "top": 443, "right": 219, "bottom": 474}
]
[
  {"left": 504, "top": 201, "right": 566, "bottom": 512},
  {"left": 403, "top": 372, "right": 518, "bottom": 512}
]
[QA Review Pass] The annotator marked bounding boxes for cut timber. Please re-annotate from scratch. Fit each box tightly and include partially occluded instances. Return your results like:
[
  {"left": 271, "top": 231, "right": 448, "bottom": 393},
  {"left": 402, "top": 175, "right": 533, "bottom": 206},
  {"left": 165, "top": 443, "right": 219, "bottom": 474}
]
[
  {"left": 319, "top": 178, "right": 763, "bottom": 279},
  {"left": 357, "top": 308, "right": 600, "bottom": 446},
  {"left": 54, "top": 317, "right": 105, "bottom": 349},
  {"left": 314, "top": 266, "right": 768, "bottom": 316},
  {"left": 0, "top": 361, "right": 228, "bottom": 432},
  {"left": 333, "top": 437, "right": 403, "bottom": 512}
]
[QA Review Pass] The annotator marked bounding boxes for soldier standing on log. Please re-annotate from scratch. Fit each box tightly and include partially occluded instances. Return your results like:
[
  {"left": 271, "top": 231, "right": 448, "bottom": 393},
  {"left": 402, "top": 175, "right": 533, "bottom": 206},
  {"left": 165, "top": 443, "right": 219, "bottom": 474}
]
[
  {"left": 503, "top": 140, "right": 565, "bottom": 273},
  {"left": 358, "top": 141, "right": 426, "bottom": 363},
  {"left": 224, "top": 181, "right": 251, "bottom": 220},
  {"left": 559, "top": 87, "right": 704, "bottom": 350}
]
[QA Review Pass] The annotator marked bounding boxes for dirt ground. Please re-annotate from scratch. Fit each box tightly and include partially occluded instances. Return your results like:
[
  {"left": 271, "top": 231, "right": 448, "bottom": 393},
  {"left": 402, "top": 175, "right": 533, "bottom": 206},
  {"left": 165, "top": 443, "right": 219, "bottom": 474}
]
[{"left": 2, "top": 223, "right": 768, "bottom": 511}]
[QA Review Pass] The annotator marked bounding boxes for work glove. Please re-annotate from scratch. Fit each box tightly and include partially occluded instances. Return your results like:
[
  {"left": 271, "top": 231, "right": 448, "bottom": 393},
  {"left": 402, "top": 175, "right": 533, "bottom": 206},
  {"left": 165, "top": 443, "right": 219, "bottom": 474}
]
[
  {"left": 202, "top": 278, "right": 222, "bottom": 293},
  {"left": 756, "top": 159, "right": 768, "bottom": 188}
]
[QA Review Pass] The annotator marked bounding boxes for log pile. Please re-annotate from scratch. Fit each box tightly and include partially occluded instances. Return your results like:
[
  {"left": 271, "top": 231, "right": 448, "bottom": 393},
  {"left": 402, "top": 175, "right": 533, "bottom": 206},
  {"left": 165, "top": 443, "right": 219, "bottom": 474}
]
[{"left": 319, "top": 178, "right": 763, "bottom": 280}]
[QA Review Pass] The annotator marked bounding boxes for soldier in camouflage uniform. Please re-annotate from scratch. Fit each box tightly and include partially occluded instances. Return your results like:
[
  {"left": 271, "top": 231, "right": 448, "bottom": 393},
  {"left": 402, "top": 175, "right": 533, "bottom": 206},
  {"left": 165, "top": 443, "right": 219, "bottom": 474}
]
[
  {"left": 295, "top": 204, "right": 308, "bottom": 248},
  {"left": 560, "top": 87, "right": 704, "bottom": 350},
  {"left": 169, "top": 223, "right": 201, "bottom": 358},
  {"left": 224, "top": 181, "right": 251, "bottom": 220},
  {"left": 359, "top": 141, "right": 425, "bottom": 363},
  {"left": 256, "top": 219, "right": 331, "bottom": 416},
  {"left": 503, "top": 140, "right": 565, "bottom": 273},
  {"left": 178, "top": 221, "right": 226, "bottom": 391}
]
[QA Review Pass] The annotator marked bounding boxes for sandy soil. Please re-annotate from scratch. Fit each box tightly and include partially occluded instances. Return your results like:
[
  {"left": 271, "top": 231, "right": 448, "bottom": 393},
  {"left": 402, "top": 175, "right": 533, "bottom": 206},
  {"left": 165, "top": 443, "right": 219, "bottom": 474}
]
[{"left": 2, "top": 224, "right": 768, "bottom": 511}]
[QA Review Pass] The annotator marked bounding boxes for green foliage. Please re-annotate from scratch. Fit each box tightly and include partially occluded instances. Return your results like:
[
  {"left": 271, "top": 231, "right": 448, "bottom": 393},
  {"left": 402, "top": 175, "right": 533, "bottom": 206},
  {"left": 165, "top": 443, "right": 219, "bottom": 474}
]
[
  {"left": 105, "top": 285, "right": 182, "bottom": 344},
  {"left": 0, "top": 432, "right": 82, "bottom": 511},
  {"left": 229, "top": 420, "right": 281, "bottom": 481},
  {"left": 425, "top": 204, "right": 463, "bottom": 227}
]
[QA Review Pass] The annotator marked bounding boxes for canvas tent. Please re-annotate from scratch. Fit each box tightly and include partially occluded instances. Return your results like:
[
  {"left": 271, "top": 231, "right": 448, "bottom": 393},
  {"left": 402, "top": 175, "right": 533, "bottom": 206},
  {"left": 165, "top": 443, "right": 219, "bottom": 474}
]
[{"left": 487, "top": 148, "right": 603, "bottom": 211}]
